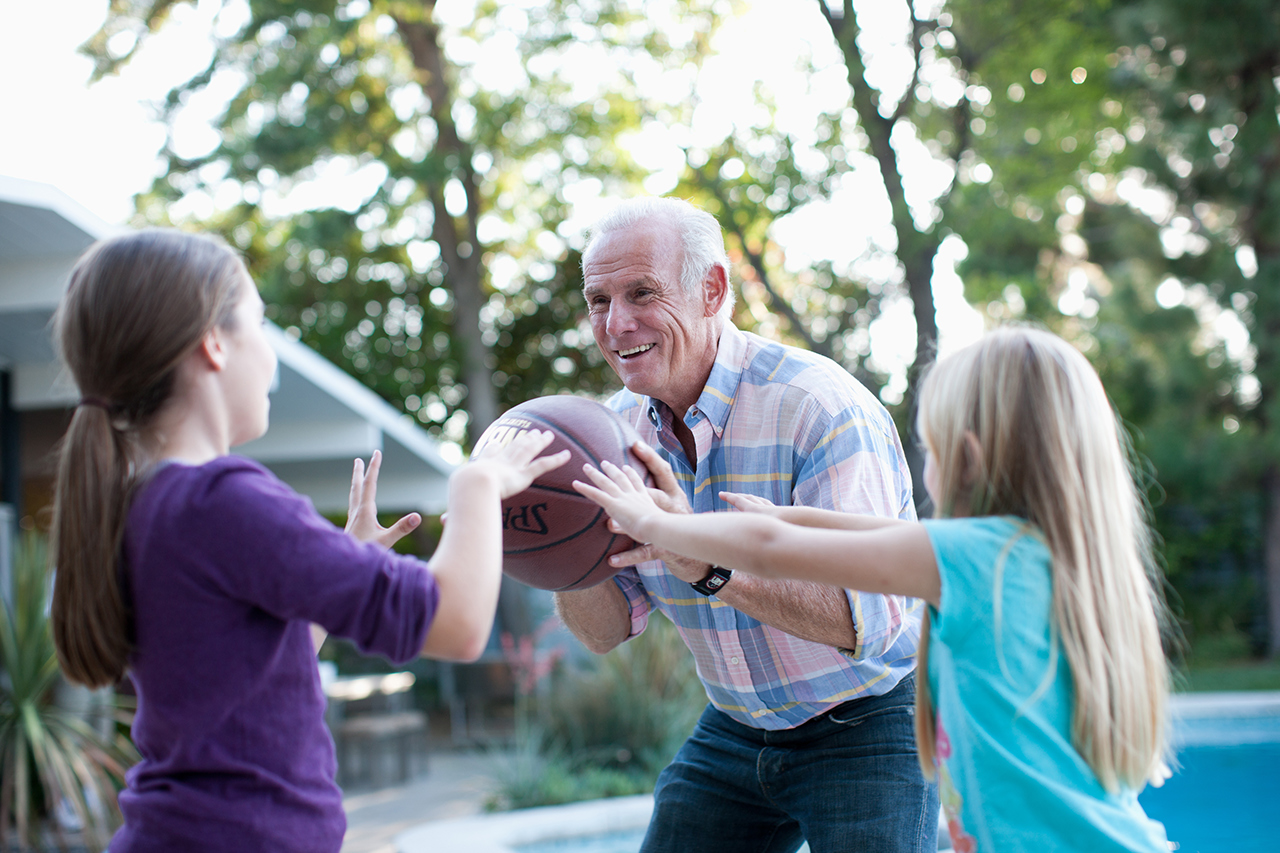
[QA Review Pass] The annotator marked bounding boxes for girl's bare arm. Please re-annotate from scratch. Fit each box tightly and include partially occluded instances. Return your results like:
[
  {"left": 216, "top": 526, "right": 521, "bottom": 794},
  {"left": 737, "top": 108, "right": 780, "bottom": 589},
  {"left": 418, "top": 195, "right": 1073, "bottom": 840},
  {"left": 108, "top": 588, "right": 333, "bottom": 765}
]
[{"left": 577, "top": 462, "right": 941, "bottom": 607}]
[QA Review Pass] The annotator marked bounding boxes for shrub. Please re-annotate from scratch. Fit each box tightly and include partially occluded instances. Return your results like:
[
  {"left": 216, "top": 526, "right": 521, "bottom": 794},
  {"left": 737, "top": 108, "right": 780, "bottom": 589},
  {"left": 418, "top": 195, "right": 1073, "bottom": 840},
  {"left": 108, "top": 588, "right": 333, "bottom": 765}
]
[{"left": 486, "top": 615, "right": 703, "bottom": 811}]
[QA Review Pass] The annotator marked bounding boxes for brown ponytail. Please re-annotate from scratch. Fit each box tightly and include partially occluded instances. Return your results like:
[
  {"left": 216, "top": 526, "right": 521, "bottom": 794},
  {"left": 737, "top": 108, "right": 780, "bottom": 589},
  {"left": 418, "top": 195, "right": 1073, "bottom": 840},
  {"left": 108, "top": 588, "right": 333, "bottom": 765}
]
[{"left": 50, "top": 231, "right": 244, "bottom": 687}]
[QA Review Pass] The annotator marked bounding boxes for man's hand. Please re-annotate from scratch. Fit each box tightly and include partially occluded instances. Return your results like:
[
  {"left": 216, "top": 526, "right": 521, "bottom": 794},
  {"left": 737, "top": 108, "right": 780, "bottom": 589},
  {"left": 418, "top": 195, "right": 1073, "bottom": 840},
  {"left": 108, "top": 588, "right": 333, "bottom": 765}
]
[{"left": 346, "top": 450, "right": 422, "bottom": 549}]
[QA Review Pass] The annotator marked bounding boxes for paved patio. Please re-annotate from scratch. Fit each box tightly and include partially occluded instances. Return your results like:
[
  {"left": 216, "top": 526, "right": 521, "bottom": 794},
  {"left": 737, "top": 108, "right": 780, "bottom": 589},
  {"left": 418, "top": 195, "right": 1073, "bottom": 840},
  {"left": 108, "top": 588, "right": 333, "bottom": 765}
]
[{"left": 342, "top": 750, "right": 499, "bottom": 853}]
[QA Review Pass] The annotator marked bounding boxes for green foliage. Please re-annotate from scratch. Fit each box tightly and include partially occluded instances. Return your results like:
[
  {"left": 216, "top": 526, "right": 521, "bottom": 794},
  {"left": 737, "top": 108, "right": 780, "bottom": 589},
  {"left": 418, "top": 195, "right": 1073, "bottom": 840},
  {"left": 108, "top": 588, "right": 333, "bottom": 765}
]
[
  {"left": 0, "top": 534, "right": 138, "bottom": 851},
  {"left": 486, "top": 616, "right": 702, "bottom": 811},
  {"left": 86, "top": 0, "right": 1277, "bottom": 656},
  {"left": 87, "top": 0, "right": 721, "bottom": 444},
  {"left": 936, "top": 0, "right": 1276, "bottom": 655},
  {"left": 1180, "top": 657, "right": 1280, "bottom": 693}
]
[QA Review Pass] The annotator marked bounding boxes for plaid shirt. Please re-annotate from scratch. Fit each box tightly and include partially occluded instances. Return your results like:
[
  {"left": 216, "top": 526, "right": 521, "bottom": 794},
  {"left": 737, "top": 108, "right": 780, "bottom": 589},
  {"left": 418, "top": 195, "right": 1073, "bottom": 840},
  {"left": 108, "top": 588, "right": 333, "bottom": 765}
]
[{"left": 606, "top": 323, "right": 922, "bottom": 730}]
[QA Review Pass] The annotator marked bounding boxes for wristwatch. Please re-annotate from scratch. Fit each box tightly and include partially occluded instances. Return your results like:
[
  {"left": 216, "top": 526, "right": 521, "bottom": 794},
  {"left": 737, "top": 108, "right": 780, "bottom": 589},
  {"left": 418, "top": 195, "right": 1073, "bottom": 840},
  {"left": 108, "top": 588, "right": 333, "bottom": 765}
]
[{"left": 690, "top": 565, "right": 732, "bottom": 596}]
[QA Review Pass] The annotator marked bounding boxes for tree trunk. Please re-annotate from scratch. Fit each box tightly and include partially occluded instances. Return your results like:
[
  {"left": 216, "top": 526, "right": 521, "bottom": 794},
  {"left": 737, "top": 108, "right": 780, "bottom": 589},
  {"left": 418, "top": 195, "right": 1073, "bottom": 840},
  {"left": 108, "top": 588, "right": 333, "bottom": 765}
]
[
  {"left": 397, "top": 5, "right": 499, "bottom": 442},
  {"left": 821, "top": 1, "right": 942, "bottom": 512}
]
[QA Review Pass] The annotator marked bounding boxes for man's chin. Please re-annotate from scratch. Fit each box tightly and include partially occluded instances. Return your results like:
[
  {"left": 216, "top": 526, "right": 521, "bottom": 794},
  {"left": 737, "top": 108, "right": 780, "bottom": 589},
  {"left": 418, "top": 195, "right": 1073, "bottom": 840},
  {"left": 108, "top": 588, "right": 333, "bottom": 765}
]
[{"left": 618, "top": 371, "right": 660, "bottom": 400}]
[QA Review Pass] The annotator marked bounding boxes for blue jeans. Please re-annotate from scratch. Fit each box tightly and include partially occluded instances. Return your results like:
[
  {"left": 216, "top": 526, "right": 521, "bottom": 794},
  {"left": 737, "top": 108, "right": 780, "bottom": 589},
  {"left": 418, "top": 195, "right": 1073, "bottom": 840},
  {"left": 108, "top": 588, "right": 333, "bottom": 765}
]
[{"left": 641, "top": 674, "right": 939, "bottom": 853}]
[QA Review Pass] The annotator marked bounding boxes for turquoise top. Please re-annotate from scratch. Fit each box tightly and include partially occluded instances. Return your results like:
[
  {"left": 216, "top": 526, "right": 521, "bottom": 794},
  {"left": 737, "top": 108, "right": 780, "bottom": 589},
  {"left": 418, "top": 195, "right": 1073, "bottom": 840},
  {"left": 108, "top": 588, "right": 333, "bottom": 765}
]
[{"left": 922, "top": 516, "right": 1169, "bottom": 852}]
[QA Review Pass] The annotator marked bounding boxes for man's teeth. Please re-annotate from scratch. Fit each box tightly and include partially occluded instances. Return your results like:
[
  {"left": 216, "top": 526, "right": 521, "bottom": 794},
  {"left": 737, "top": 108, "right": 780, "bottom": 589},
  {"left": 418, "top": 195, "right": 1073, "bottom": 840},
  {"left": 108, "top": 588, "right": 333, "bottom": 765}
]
[{"left": 618, "top": 344, "right": 655, "bottom": 357}]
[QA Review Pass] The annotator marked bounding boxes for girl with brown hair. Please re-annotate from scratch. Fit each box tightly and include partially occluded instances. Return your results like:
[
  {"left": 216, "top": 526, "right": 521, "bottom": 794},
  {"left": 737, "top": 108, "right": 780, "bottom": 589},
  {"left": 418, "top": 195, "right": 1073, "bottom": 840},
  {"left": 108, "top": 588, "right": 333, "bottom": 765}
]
[{"left": 49, "top": 229, "right": 566, "bottom": 852}]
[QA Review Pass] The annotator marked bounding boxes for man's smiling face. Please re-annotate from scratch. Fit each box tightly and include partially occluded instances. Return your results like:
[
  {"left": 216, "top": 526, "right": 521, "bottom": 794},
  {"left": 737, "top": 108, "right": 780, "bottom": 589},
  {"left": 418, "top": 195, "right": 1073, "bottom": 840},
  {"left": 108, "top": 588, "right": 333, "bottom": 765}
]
[{"left": 583, "top": 216, "right": 721, "bottom": 417}]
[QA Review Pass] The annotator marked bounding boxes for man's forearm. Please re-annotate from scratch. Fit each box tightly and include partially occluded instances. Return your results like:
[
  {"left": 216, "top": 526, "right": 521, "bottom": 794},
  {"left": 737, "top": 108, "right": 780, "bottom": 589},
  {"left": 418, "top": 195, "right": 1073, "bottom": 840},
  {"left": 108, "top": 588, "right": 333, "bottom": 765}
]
[
  {"left": 553, "top": 583, "right": 632, "bottom": 654},
  {"left": 714, "top": 573, "right": 857, "bottom": 650}
]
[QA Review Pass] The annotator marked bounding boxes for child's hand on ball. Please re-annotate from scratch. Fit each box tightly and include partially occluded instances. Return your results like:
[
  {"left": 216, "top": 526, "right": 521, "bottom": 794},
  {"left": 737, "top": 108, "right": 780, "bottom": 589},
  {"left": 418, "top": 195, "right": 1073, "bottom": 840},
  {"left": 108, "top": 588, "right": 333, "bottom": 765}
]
[
  {"left": 573, "top": 460, "right": 662, "bottom": 541},
  {"left": 471, "top": 429, "right": 570, "bottom": 500}
]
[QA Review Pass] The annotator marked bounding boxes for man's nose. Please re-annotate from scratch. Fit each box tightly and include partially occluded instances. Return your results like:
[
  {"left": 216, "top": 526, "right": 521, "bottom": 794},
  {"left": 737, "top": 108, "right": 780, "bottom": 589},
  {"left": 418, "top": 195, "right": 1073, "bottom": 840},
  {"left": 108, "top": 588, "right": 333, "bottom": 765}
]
[{"left": 605, "top": 301, "right": 638, "bottom": 336}]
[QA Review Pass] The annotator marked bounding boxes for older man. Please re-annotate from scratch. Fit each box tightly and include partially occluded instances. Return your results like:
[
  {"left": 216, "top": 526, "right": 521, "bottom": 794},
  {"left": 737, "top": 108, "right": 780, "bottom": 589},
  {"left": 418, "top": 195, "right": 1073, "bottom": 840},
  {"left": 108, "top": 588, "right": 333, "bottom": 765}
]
[{"left": 554, "top": 197, "right": 938, "bottom": 852}]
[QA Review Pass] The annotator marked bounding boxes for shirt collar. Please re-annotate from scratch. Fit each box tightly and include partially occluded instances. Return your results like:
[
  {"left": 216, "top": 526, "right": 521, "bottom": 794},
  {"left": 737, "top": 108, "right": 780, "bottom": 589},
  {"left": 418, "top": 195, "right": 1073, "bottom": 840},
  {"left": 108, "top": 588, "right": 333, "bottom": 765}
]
[{"left": 644, "top": 323, "right": 746, "bottom": 441}]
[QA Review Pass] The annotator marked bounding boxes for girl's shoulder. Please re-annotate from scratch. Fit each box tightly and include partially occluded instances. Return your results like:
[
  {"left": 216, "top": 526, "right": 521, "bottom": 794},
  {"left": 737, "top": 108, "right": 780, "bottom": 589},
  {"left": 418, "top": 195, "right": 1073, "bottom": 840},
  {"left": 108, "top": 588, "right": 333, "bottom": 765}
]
[
  {"left": 921, "top": 516, "right": 1050, "bottom": 578},
  {"left": 921, "top": 514, "right": 1039, "bottom": 542},
  {"left": 144, "top": 453, "right": 277, "bottom": 487},
  {"left": 132, "top": 454, "right": 297, "bottom": 525}
]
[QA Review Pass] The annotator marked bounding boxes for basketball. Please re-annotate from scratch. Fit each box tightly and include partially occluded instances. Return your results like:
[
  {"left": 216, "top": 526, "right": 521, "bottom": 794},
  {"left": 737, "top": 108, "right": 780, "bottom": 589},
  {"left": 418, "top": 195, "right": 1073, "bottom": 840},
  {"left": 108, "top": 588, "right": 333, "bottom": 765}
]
[{"left": 471, "top": 395, "right": 652, "bottom": 591}]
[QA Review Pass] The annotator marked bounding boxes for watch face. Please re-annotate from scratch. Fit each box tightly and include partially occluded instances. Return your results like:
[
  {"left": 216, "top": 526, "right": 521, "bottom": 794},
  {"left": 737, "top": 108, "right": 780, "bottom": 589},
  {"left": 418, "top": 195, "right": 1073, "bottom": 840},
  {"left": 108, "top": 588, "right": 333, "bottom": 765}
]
[{"left": 693, "top": 568, "right": 731, "bottom": 595}]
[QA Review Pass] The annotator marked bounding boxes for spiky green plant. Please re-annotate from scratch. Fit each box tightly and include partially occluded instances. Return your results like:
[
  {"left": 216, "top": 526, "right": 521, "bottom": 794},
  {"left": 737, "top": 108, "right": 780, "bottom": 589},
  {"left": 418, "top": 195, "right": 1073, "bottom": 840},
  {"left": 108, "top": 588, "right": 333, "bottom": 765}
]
[{"left": 0, "top": 532, "right": 138, "bottom": 851}]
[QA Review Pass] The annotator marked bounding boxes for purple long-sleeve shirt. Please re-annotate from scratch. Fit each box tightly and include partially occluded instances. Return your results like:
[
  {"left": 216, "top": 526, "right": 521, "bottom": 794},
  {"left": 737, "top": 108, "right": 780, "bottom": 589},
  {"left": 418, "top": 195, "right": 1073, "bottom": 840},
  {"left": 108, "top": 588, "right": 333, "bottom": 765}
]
[{"left": 111, "top": 456, "right": 437, "bottom": 853}]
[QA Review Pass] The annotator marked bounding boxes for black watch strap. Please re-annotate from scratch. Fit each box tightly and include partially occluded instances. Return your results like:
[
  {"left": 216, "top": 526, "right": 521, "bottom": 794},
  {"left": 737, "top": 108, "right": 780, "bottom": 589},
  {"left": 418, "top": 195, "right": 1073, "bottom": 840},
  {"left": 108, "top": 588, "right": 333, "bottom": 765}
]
[{"left": 691, "top": 566, "right": 732, "bottom": 596}]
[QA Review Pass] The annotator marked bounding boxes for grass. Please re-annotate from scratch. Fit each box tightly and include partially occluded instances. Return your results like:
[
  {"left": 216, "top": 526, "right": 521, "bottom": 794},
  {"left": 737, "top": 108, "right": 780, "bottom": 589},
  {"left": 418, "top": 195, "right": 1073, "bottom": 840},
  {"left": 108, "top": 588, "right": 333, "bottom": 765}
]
[
  {"left": 1165, "top": 627, "right": 1280, "bottom": 692},
  {"left": 1178, "top": 658, "right": 1280, "bottom": 692}
]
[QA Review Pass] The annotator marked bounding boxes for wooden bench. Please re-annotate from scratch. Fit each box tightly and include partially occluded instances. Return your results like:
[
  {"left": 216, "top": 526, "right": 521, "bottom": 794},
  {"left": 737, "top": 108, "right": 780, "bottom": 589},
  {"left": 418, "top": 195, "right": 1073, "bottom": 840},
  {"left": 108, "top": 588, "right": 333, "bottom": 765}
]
[
  {"left": 335, "top": 710, "right": 428, "bottom": 789},
  {"left": 325, "top": 671, "right": 428, "bottom": 789}
]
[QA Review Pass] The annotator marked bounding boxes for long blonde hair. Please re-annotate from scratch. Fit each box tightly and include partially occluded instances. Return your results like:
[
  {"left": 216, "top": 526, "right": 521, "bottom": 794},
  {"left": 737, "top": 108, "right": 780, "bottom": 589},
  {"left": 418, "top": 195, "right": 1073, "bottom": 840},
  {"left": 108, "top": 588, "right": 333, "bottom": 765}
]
[
  {"left": 50, "top": 230, "right": 245, "bottom": 688},
  {"left": 913, "top": 327, "right": 1169, "bottom": 791}
]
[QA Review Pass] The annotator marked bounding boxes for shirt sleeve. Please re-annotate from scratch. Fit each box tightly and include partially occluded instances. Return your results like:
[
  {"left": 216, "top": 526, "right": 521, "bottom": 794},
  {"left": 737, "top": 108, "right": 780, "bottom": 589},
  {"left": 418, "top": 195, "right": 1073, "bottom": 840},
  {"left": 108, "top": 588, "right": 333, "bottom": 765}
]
[
  {"left": 611, "top": 567, "right": 654, "bottom": 640},
  {"left": 923, "top": 516, "right": 1027, "bottom": 651},
  {"left": 792, "top": 399, "right": 919, "bottom": 661},
  {"left": 183, "top": 461, "right": 437, "bottom": 664}
]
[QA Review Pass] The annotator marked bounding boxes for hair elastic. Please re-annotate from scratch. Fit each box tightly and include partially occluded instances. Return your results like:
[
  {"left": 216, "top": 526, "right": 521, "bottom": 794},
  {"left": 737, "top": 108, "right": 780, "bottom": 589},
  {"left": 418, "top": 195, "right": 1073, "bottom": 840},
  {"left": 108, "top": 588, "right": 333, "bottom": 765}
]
[{"left": 78, "top": 397, "right": 114, "bottom": 411}]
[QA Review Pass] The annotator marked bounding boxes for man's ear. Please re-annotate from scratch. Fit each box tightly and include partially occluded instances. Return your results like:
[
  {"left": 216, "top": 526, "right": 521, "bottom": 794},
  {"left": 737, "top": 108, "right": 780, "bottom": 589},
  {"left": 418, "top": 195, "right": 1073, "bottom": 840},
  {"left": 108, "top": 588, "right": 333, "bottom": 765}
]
[
  {"left": 195, "top": 326, "right": 229, "bottom": 372},
  {"left": 703, "top": 264, "right": 729, "bottom": 318}
]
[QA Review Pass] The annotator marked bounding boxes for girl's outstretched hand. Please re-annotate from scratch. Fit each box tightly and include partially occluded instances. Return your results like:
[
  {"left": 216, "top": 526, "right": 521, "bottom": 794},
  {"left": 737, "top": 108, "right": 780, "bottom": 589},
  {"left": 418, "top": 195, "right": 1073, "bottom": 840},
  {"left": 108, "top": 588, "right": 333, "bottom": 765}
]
[
  {"left": 346, "top": 450, "right": 422, "bottom": 549},
  {"left": 470, "top": 429, "right": 569, "bottom": 499},
  {"left": 720, "top": 492, "right": 784, "bottom": 516},
  {"left": 573, "top": 460, "right": 662, "bottom": 540}
]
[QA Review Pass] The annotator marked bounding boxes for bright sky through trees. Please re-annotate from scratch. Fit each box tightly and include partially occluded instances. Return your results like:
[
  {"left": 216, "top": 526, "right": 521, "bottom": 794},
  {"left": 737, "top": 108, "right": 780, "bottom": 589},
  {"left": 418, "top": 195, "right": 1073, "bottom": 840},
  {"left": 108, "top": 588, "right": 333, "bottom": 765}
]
[{"left": 0, "top": 0, "right": 986, "bottom": 383}]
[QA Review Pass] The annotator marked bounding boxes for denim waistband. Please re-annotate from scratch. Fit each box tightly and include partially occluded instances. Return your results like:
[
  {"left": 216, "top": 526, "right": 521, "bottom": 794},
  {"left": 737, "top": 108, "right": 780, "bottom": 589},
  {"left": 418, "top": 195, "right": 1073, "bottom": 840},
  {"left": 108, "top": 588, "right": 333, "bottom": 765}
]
[{"left": 757, "top": 671, "right": 917, "bottom": 746}]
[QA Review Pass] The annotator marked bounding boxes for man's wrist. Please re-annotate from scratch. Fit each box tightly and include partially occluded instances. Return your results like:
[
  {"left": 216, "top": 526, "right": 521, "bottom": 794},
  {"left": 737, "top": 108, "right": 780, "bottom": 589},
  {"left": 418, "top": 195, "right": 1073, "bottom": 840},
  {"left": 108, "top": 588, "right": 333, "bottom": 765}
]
[{"left": 690, "top": 565, "right": 732, "bottom": 596}]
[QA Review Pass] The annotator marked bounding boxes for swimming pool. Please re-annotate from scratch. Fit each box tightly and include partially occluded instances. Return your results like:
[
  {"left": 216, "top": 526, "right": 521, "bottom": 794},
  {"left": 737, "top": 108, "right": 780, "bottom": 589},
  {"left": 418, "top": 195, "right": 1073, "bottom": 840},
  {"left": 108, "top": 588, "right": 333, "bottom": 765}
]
[
  {"left": 398, "top": 692, "right": 1280, "bottom": 853},
  {"left": 1138, "top": 691, "right": 1280, "bottom": 853}
]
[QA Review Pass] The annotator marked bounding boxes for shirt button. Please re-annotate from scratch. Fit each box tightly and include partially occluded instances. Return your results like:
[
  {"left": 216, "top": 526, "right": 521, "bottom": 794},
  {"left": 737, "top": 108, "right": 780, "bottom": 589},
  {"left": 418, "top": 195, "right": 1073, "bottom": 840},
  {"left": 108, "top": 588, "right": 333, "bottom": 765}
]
[
  {"left": 731, "top": 656, "right": 740, "bottom": 665},
  {"left": 648, "top": 408, "right": 659, "bottom": 425}
]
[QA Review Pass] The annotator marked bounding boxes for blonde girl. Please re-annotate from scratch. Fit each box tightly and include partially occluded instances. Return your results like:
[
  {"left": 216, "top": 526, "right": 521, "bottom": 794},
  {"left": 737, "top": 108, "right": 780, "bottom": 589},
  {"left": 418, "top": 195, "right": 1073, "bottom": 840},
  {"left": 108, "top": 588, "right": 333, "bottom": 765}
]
[
  {"left": 49, "top": 229, "right": 566, "bottom": 853},
  {"left": 575, "top": 327, "right": 1171, "bottom": 852}
]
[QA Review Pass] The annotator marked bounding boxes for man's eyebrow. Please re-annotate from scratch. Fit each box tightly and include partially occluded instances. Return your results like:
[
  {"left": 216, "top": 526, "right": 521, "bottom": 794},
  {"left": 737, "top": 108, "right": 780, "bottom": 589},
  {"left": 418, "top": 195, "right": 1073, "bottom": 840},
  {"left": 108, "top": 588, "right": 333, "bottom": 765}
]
[{"left": 585, "top": 275, "right": 658, "bottom": 294}]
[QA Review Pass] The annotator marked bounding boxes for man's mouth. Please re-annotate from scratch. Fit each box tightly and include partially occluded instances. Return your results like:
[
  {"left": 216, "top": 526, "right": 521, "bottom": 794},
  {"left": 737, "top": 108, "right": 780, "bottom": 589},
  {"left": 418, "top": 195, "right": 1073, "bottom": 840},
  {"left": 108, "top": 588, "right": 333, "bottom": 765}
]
[{"left": 617, "top": 343, "right": 655, "bottom": 359}]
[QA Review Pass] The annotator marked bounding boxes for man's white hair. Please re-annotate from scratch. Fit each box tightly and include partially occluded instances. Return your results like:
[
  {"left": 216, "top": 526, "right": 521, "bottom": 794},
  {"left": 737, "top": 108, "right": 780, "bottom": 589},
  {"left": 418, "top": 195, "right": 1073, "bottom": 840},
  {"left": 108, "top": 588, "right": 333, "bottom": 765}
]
[{"left": 584, "top": 197, "right": 735, "bottom": 319}]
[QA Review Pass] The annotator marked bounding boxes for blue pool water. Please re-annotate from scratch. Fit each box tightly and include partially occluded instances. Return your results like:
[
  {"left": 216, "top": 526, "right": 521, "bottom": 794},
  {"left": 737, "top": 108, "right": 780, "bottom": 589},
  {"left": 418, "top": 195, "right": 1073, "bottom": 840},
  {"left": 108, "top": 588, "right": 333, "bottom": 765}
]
[
  {"left": 515, "top": 707, "right": 1277, "bottom": 853},
  {"left": 1138, "top": 713, "right": 1280, "bottom": 853},
  {"left": 517, "top": 829, "right": 644, "bottom": 853}
]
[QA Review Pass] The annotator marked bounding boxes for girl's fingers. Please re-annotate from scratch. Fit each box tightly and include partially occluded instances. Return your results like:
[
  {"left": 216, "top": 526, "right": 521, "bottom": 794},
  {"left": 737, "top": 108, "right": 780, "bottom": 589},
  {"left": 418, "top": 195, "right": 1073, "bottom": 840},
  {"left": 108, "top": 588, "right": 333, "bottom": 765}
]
[
  {"left": 348, "top": 459, "right": 364, "bottom": 506},
  {"left": 598, "top": 460, "right": 637, "bottom": 489},
  {"left": 572, "top": 479, "right": 607, "bottom": 504},
  {"left": 362, "top": 450, "right": 382, "bottom": 502},
  {"left": 496, "top": 429, "right": 556, "bottom": 463},
  {"left": 386, "top": 512, "right": 422, "bottom": 541},
  {"left": 579, "top": 463, "right": 620, "bottom": 494},
  {"left": 623, "top": 465, "right": 646, "bottom": 489},
  {"left": 526, "top": 448, "right": 570, "bottom": 478},
  {"left": 721, "top": 492, "right": 771, "bottom": 512}
]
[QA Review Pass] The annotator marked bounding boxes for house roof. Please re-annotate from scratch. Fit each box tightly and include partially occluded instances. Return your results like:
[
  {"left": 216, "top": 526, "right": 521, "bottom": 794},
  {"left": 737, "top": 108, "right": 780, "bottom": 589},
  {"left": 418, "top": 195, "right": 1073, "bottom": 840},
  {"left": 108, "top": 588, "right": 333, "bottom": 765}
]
[{"left": 0, "top": 175, "right": 455, "bottom": 514}]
